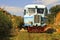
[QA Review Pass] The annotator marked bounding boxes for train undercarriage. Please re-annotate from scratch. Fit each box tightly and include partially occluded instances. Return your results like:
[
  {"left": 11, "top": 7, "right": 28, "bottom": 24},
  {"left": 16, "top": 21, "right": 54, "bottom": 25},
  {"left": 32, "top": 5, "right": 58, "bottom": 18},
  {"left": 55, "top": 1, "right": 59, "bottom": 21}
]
[{"left": 27, "top": 25, "right": 56, "bottom": 33}]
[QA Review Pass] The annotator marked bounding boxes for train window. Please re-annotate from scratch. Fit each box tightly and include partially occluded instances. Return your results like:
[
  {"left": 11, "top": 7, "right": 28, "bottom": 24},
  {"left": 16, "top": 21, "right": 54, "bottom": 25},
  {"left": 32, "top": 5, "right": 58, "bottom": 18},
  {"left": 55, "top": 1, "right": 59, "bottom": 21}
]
[
  {"left": 37, "top": 8, "right": 44, "bottom": 13},
  {"left": 28, "top": 8, "right": 35, "bottom": 13}
]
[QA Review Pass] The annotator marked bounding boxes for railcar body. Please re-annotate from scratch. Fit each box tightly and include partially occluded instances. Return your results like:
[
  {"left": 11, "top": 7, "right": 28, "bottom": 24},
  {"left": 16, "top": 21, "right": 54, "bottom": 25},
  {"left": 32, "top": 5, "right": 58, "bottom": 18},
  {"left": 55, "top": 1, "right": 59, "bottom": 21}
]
[
  {"left": 23, "top": 4, "right": 56, "bottom": 33},
  {"left": 24, "top": 4, "right": 48, "bottom": 27}
]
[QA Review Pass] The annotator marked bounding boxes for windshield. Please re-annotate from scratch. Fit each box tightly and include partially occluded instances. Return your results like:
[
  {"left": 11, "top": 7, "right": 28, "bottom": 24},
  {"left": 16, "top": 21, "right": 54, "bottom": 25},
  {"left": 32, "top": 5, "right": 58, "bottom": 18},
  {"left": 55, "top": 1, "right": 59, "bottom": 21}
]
[
  {"left": 28, "top": 8, "right": 35, "bottom": 13},
  {"left": 37, "top": 8, "right": 44, "bottom": 14}
]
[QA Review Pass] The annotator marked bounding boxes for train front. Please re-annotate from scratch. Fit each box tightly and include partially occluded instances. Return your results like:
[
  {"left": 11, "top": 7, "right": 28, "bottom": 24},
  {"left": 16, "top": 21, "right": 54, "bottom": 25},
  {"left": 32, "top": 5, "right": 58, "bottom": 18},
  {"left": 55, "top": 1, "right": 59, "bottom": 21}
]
[{"left": 24, "top": 4, "right": 47, "bottom": 27}]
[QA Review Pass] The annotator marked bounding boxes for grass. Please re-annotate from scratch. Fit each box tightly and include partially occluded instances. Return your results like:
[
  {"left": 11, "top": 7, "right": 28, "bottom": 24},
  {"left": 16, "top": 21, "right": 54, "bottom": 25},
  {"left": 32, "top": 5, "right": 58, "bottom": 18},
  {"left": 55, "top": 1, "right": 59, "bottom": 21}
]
[{"left": 10, "top": 31, "right": 60, "bottom": 40}]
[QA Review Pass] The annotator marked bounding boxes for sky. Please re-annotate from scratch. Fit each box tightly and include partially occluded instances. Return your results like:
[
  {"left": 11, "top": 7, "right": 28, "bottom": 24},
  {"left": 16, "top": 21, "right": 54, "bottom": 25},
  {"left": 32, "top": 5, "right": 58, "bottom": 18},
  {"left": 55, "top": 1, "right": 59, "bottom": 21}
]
[{"left": 0, "top": 0, "right": 60, "bottom": 16}]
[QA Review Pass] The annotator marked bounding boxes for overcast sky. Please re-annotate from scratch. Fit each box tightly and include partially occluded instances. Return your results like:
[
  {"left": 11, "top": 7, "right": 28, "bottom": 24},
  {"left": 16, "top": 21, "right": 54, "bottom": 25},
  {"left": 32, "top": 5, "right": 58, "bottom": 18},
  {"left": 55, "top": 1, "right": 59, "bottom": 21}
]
[{"left": 0, "top": 0, "right": 60, "bottom": 16}]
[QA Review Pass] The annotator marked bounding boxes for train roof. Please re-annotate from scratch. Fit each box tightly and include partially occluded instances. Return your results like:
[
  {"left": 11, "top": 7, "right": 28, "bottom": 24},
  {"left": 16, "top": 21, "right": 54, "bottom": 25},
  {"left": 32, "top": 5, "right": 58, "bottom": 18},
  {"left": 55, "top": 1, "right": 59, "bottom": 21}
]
[{"left": 24, "top": 4, "right": 46, "bottom": 9}]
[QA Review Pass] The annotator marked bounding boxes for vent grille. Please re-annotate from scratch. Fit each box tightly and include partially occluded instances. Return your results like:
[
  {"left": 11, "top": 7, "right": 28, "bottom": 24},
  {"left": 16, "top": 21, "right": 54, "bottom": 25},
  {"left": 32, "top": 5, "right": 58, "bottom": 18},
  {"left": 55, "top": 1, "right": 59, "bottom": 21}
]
[{"left": 34, "top": 15, "right": 41, "bottom": 23}]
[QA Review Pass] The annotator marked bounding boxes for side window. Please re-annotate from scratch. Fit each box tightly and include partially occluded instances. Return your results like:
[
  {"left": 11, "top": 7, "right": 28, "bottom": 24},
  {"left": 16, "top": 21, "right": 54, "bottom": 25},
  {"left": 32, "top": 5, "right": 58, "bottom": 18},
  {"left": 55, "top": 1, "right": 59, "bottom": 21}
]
[
  {"left": 24, "top": 10, "right": 26, "bottom": 15},
  {"left": 28, "top": 8, "right": 35, "bottom": 13}
]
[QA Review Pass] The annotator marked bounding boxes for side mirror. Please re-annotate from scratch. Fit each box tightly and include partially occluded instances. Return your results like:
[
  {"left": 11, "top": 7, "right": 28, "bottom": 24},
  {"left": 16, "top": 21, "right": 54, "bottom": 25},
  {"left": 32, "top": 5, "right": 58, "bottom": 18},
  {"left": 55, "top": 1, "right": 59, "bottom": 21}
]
[{"left": 24, "top": 10, "right": 26, "bottom": 15}]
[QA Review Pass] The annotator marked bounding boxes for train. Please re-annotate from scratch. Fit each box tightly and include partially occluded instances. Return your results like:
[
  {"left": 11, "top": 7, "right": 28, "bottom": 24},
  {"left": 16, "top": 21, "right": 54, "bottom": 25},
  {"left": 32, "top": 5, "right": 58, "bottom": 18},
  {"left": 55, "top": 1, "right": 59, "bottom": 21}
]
[{"left": 23, "top": 4, "right": 56, "bottom": 33}]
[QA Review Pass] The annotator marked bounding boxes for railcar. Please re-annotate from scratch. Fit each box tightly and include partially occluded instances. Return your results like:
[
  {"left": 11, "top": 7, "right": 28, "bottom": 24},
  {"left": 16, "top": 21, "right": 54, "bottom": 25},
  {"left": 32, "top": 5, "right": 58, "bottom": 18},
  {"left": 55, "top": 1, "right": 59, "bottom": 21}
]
[{"left": 23, "top": 4, "right": 50, "bottom": 32}]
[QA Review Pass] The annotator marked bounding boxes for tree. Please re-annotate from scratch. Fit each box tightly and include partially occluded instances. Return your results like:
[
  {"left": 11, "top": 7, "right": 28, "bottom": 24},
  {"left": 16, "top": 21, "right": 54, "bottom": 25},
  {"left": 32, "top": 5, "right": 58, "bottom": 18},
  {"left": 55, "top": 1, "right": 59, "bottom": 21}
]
[
  {"left": 47, "top": 5, "right": 60, "bottom": 24},
  {"left": 49, "top": 5, "right": 60, "bottom": 17},
  {"left": 47, "top": 13, "right": 55, "bottom": 24},
  {"left": 0, "top": 8, "right": 12, "bottom": 40},
  {"left": 13, "top": 15, "right": 24, "bottom": 29}
]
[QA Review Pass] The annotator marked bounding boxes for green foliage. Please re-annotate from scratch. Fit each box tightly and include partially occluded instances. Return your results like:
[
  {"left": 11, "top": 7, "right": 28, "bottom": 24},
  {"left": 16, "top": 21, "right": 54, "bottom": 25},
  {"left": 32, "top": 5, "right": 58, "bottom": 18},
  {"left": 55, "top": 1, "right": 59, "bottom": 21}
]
[
  {"left": 12, "top": 15, "right": 23, "bottom": 29},
  {"left": 0, "top": 9, "right": 12, "bottom": 40},
  {"left": 49, "top": 5, "right": 60, "bottom": 17},
  {"left": 48, "top": 5, "right": 60, "bottom": 24},
  {"left": 0, "top": 8, "right": 23, "bottom": 40},
  {"left": 47, "top": 14, "right": 55, "bottom": 24}
]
